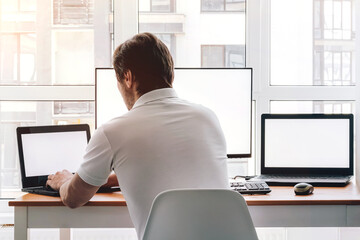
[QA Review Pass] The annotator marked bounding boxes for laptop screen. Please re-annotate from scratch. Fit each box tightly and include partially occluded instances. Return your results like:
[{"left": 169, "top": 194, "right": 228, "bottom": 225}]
[
  {"left": 261, "top": 114, "right": 353, "bottom": 175},
  {"left": 17, "top": 124, "right": 90, "bottom": 188},
  {"left": 22, "top": 131, "right": 88, "bottom": 177}
]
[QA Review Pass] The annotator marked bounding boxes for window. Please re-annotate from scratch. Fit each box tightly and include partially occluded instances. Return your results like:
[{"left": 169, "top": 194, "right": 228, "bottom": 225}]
[
  {"left": 312, "top": 0, "right": 354, "bottom": 85},
  {"left": 138, "top": 1, "right": 246, "bottom": 68},
  {"left": 201, "top": 45, "right": 245, "bottom": 68},
  {"left": 53, "top": 0, "right": 94, "bottom": 25},
  {"left": 0, "top": 34, "right": 36, "bottom": 85},
  {"left": 270, "top": 101, "right": 354, "bottom": 114},
  {"left": 0, "top": 0, "right": 96, "bottom": 86},
  {"left": 252, "top": 0, "right": 357, "bottom": 176},
  {"left": 314, "top": 0, "right": 353, "bottom": 40},
  {"left": 0, "top": 101, "right": 95, "bottom": 189},
  {"left": 0, "top": 0, "right": 37, "bottom": 85},
  {"left": 0, "top": 0, "right": 112, "bottom": 190},
  {"left": 270, "top": 0, "right": 355, "bottom": 86},
  {"left": 139, "top": 0, "right": 176, "bottom": 12},
  {"left": 201, "top": 0, "right": 245, "bottom": 12}
]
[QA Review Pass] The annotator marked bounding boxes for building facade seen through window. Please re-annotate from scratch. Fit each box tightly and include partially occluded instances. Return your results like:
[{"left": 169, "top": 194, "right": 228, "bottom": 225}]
[
  {"left": 270, "top": 101, "right": 354, "bottom": 114},
  {"left": 0, "top": 0, "right": 113, "bottom": 189},
  {"left": 313, "top": 0, "right": 354, "bottom": 85},
  {"left": 139, "top": 0, "right": 246, "bottom": 68},
  {"left": 53, "top": 0, "right": 94, "bottom": 25},
  {"left": 271, "top": 0, "right": 355, "bottom": 86},
  {"left": 201, "top": 45, "right": 245, "bottom": 68},
  {"left": 201, "top": 0, "right": 246, "bottom": 12}
]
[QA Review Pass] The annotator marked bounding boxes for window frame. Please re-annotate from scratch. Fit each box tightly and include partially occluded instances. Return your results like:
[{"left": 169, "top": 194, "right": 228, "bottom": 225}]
[{"left": 3, "top": 0, "right": 359, "bottom": 186}]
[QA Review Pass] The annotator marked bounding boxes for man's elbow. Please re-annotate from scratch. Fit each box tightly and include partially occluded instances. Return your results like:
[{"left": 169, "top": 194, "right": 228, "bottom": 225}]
[
  {"left": 63, "top": 197, "right": 83, "bottom": 209},
  {"left": 61, "top": 194, "right": 84, "bottom": 209}
]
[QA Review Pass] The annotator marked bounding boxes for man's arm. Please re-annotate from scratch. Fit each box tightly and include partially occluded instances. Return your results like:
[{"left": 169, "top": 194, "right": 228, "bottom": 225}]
[
  {"left": 47, "top": 170, "right": 99, "bottom": 209},
  {"left": 102, "top": 173, "right": 119, "bottom": 188}
]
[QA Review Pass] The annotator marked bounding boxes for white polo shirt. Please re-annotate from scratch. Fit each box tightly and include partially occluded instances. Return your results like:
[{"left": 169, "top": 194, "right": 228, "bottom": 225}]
[{"left": 77, "top": 88, "right": 229, "bottom": 239}]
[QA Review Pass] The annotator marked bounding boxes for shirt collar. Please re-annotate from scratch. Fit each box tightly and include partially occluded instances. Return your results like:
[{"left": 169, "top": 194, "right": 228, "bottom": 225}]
[{"left": 132, "top": 88, "right": 178, "bottom": 109}]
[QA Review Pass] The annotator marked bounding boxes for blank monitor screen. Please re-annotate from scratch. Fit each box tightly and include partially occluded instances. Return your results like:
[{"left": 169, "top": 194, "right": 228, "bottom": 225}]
[
  {"left": 264, "top": 118, "right": 350, "bottom": 169},
  {"left": 96, "top": 68, "right": 252, "bottom": 157},
  {"left": 22, "top": 131, "right": 88, "bottom": 177}
]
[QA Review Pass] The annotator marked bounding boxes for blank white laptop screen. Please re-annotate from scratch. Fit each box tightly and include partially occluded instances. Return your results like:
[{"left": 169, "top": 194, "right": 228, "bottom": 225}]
[
  {"left": 22, "top": 131, "right": 88, "bottom": 177},
  {"left": 265, "top": 119, "right": 349, "bottom": 168},
  {"left": 96, "top": 68, "right": 252, "bottom": 156}
]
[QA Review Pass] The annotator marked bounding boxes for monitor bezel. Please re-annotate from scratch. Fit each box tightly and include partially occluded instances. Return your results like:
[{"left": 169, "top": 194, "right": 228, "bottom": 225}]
[
  {"left": 95, "top": 67, "right": 253, "bottom": 158},
  {"left": 261, "top": 114, "right": 354, "bottom": 175},
  {"left": 17, "top": 124, "right": 91, "bottom": 189}
]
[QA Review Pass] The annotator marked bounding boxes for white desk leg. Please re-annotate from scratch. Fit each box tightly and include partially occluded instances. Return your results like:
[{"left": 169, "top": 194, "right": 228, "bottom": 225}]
[
  {"left": 60, "top": 228, "right": 71, "bottom": 240},
  {"left": 14, "top": 207, "right": 28, "bottom": 240}
]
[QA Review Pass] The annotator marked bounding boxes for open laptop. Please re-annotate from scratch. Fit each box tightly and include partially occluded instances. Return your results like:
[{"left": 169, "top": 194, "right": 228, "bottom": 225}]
[
  {"left": 255, "top": 114, "right": 354, "bottom": 187},
  {"left": 17, "top": 124, "right": 91, "bottom": 196}
]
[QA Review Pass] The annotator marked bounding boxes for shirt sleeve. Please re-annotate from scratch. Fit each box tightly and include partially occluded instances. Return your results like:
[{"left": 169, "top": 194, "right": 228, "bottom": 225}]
[{"left": 77, "top": 127, "right": 114, "bottom": 186}]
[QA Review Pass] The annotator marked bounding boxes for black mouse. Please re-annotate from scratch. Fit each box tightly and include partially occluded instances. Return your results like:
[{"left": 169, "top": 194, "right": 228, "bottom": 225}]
[{"left": 294, "top": 182, "right": 314, "bottom": 195}]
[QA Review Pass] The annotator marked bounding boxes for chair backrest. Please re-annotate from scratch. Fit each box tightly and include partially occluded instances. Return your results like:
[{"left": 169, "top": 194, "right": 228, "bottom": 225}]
[{"left": 142, "top": 189, "right": 259, "bottom": 240}]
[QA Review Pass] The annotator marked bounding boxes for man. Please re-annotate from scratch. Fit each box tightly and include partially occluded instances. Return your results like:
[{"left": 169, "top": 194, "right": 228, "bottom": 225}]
[{"left": 47, "top": 32, "right": 229, "bottom": 239}]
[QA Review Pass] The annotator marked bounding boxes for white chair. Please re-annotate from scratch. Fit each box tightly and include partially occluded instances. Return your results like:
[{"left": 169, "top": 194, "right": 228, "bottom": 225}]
[{"left": 142, "top": 189, "right": 259, "bottom": 240}]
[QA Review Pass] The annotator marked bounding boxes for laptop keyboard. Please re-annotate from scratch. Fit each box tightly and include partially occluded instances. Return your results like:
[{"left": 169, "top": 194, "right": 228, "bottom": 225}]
[
  {"left": 24, "top": 186, "right": 59, "bottom": 197},
  {"left": 255, "top": 175, "right": 351, "bottom": 186},
  {"left": 24, "top": 185, "right": 122, "bottom": 197},
  {"left": 257, "top": 175, "right": 349, "bottom": 179},
  {"left": 231, "top": 181, "right": 271, "bottom": 194}
]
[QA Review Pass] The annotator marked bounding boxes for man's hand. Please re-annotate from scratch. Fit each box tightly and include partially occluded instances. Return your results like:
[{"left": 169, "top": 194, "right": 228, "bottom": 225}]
[
  {"left": 102, "top": 173, "right": 119, "bottom": 188},
  {"left": 47, "top": 170, "right": 73, "bottom": 191}
]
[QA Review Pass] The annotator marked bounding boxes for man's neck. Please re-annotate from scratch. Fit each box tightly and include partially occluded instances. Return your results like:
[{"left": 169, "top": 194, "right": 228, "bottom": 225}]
[{"left": 129, "top": 87, "right": 172, "bottom": 110}]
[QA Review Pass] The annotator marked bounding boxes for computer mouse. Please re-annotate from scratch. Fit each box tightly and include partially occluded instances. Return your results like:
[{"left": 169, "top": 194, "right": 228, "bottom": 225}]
[{"left": 294, "top": 182, "right": 314, "bottom": 195}]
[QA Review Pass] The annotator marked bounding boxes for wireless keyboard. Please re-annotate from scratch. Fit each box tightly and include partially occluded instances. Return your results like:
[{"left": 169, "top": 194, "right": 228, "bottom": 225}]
[{"left": 231, "top": 181, "right": 271, "bottom": 194}]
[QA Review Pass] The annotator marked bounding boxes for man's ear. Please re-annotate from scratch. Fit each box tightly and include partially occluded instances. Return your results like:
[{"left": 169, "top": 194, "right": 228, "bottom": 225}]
[{"left": 123, "top": 70, "right": 134, "bottom": 89}]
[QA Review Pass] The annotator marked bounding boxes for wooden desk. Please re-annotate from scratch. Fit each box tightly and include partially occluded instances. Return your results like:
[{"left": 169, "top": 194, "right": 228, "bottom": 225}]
[{"left": 9, "top": 183, "right": 360, "bottom": 240}]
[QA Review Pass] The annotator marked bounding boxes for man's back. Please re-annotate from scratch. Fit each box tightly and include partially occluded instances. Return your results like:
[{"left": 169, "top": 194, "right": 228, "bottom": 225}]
[
  {"left": 47, "top": 33, "right": 229, "bottom": 239},
  {"left": 80, "top": 88, "right": 229, "bottom": 238}
]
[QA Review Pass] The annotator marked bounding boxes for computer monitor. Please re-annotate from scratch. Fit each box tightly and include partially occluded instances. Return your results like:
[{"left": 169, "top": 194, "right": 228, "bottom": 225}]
[{"left": 95, "top": 68, "right": 252, "bottom": 158}]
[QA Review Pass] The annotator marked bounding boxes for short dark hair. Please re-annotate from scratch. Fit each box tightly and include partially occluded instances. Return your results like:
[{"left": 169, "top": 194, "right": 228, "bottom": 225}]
[{"left": 113, "top": 32, "right": 174, "bottom": 95}]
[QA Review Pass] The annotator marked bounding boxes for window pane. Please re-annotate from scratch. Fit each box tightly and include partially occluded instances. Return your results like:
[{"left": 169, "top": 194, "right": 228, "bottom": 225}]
[
  {"left": 225, "top": 45, "right": 245, "bottom": 67},
  {"left": 270, "top": 101, "right": 354, "bottom": 114},
  {"left": 20, "top": 34, "right": 36, "bottom": 83},
  {"left": 53, "top": 30, "right": 94, "bottom": 85},
  {"left": 0, "top": 101, "right": 95, "bottom": 189},
  {"left": 53, "top": 0, "right": 94, "bottom": 25},
  {"left": 151, "top": 0, "right": 172, "bottom": 12},
  {"left": 201, "top": 0, "right": 225, "bottom": 11},
  {"left": 202, "top": 45, "right": 224, "bottom": 67},
  {"left": 20, "top": 0, "right": 36, "bottom": 11},
  {"left": 225, "top": 0, "right": 245, "bottom": 12},
  {"left": 54, "top": 101, "right": 94, "bottom": 115},
  {"left": 0, "top": 34, "right": 18, "bottom": 84},
  {"left": 139, "top": 0, "right": 246, "bottom": 68},
  {"left": 1, "top": 0, "right": 18, "bottom": 12},
  {"left": 271, "top": 0, "right": 355, "bottom": 86},
  {"left": 0, "top": 0, "right": 104, "bottom": 85},
  {"left": 342, "top": 52, "right": 351, "bottom": 81},
  {"left": 343, "top": 1, "right": 351, "bottom": 31}
]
